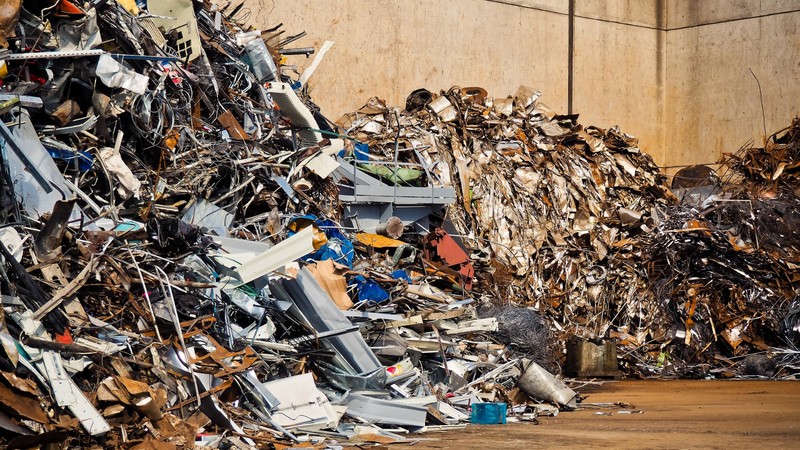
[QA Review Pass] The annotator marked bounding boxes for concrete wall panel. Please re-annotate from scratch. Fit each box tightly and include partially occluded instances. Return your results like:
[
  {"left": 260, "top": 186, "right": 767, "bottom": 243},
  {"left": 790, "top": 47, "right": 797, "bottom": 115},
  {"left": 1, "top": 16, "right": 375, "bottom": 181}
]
[
  {"left": 667, "top": 0, "right": 800, "bottom": 28},
  {"left": 664, "top": 12, "right": 800, "bottom": 168},
  {"left": 484, "top": 0, "right": 568, "bottom": 14},
  {"left": 573, "top": 17, "right": 666, "bottom": 164},
  {"left": 576, "top": 0, "right": 662, "bottom": 28}
]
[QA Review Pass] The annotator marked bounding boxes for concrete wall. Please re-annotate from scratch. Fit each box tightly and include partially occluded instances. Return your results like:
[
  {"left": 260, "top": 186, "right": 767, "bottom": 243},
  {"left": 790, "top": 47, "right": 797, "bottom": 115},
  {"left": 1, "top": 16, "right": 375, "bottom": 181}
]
[
  {"left": 571, "top": 1, "right": 667, "bottom": 165},
  {"left": 246, "top": 0, "right": 800, "bottom": 170},
  {"left": 664, "top": 3, "right": 800, "bottom": 169},
  {"left": 666, "top": 0, "right": 800, "bottom": 27}
]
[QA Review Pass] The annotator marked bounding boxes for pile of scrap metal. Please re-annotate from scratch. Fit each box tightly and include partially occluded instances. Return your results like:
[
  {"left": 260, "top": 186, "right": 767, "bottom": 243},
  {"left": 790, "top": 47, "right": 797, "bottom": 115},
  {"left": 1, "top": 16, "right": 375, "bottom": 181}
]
[
  {"left": 627, "top": 118, "right": 800, "bottom": 378},
  {"left": 0, "top": 1, "right": 576, "bottom": 448},
  {"left": 338, "top": 86, "right": 675, "bottom": 357},
  {"left": 722, "top": 117, "right": 800, "bottom": 192},
  {"left": 339, "top": 88, "right": 800, "bottom": 379},
  {"left": 0, "top": 0, "right": 796, "bottom": 445}
]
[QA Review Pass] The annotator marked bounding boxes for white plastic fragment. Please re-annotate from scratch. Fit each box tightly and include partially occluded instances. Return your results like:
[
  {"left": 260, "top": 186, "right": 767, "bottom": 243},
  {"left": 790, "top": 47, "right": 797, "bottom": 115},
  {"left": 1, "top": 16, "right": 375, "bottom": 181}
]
[{"left": 95, "top": 54, "right": 149, "bottom": 95}]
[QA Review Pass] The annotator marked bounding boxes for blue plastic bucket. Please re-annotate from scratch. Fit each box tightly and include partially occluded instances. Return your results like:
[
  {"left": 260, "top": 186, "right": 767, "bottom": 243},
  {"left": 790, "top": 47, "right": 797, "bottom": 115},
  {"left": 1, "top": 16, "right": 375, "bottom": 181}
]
[{"left": 470, "top": 402, "right": 507, "bottom": 424}]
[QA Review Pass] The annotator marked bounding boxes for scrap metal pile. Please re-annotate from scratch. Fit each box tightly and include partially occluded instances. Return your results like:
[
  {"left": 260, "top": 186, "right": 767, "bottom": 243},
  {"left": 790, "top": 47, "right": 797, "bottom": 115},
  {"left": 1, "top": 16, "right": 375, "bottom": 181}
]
[
  {"left": 0, "top": 1, "right": 577, "bottom": 448},
  {"left": 0, "top": 0, "right": 798, "bottom": 447},
  {"left": 339, "top": 86, "right": 675, "bottom": 358},
  {"left": 633, "top": 119, "right": 800, "bottom": 377},
  {"left": 339, "top": 88, "right": 800, "bottom": 378}
]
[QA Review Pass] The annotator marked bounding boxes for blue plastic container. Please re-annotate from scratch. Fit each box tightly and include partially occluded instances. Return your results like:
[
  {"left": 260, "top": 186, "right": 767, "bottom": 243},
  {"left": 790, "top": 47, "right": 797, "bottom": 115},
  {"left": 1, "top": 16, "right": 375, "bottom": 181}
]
[{"left": 470, "top": 402, "right": 507, "bottom": 424}]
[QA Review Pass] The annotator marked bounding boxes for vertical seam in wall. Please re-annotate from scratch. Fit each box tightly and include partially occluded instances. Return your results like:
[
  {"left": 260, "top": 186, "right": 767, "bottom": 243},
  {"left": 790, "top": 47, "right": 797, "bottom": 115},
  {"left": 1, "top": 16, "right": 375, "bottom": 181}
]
[
  {"left": 567, "top": 0, "right": 574, "bottom": 115},
  {"left": 660, "top": 0, "right": 668, "bottom": 168}
]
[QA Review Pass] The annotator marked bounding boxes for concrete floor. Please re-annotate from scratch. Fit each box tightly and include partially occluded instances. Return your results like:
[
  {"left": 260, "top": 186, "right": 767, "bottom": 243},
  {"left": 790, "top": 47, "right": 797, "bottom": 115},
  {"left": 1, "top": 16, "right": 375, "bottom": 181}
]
[{"left": 406, "top": 380, "right": 800, "bottom": 450}]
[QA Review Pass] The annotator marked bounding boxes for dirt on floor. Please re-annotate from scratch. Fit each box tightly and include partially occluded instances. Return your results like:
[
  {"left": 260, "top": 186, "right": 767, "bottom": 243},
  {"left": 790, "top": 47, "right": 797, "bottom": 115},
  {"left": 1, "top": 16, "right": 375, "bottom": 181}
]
[{"left": 405, "top": 380, "right": 800, "bottom": 450}]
